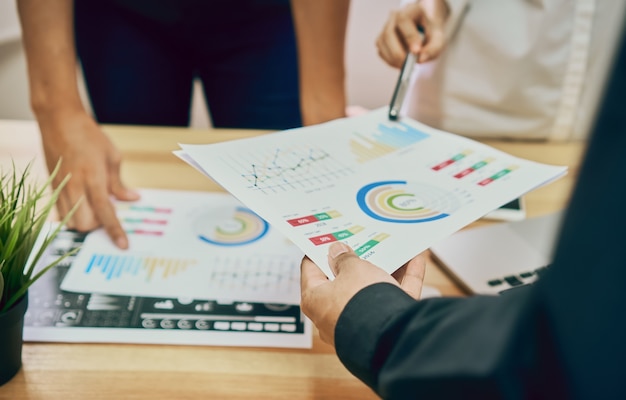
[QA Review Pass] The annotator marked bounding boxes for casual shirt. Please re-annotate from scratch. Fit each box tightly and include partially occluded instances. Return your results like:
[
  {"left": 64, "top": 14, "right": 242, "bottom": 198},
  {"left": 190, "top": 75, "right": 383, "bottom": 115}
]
[{"left": 405, "top": 0, "right": 624, "bottom": 140}]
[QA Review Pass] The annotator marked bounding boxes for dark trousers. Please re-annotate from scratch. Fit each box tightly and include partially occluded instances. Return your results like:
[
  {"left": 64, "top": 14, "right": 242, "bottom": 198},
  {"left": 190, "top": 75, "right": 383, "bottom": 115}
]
[{"left": 74, "top": 0, "right": 302, "bottom": 130}]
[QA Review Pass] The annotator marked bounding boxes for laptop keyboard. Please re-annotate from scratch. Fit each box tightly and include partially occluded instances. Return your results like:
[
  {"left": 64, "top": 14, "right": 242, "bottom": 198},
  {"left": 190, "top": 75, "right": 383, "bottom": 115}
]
[{"left": 487, "top": 264, "right": 551, "bottom": 294}]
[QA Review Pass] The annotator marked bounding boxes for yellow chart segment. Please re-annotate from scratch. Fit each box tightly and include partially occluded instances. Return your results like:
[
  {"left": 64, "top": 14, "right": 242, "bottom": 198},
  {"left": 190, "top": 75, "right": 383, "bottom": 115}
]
[
  {"left": 143, "top": 258, "right": 198, "bottom": 281},
  {"left": 350, "top": 133, "right": 397, "bottom": 163},
  {"left": 84, "top": 254, "right": 198, "bottom": 282}
]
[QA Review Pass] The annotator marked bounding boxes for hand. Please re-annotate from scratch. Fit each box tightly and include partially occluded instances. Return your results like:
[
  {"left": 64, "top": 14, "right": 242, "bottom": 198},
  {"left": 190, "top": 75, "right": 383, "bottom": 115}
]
[
  {"left": 376, "top": 0, "right": 450, "bottom": 68},
  {"left": 300, "top": 242, "right": 426, "bottom": 346},
  {"left": 37, "top": 109, "right": 140, "bottom": 249}
]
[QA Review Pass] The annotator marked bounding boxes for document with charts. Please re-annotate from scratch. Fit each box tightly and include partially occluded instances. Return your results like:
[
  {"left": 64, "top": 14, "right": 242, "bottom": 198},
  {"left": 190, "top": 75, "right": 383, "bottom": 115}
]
[
  {"left": 177, "top": 108, "right": 567, "bottom": 278},
  {"left": 61, "top": 189, "right": 304, "bottom": 304}
]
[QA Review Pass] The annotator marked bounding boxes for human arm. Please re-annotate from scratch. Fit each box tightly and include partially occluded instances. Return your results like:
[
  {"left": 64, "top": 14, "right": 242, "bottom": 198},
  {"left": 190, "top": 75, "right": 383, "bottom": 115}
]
[
  {"left": 290, "top": 0, "right": 350, "bottom": 126},
  {"left": 17, "top": 0, "right": 138, "bottom": 249},
  {"left": 301, "top": 242, "right": 567, "bottom": 398}
]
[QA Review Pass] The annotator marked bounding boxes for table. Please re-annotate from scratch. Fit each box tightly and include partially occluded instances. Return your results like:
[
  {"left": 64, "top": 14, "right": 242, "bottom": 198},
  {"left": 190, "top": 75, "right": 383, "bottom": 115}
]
[{"left": 0, "top": 119, "right": 586, "bottom": 399}]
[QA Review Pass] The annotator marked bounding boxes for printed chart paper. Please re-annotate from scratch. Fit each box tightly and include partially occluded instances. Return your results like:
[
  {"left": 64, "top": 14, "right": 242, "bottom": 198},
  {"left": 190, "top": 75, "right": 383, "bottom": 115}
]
[
  {"left": 61, "top": 189, "right": 304, "bottom": 304},
  {"left": 26, "top": 226, "right": 312, "bottom": 349},
  {"left": 177, "top": 108, "right": 567, "bottom": 278}
]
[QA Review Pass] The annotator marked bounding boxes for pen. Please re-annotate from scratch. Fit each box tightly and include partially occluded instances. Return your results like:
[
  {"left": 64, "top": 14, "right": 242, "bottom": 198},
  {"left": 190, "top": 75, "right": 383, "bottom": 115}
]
[{"left": 388, "top": 51, "right": 417, "bottom": 121}]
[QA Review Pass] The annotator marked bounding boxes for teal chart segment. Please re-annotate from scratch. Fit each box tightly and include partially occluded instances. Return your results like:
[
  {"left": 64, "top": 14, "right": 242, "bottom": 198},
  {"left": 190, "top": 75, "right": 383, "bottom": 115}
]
[
  {"left": 356, "top": 180, "right": 461, "bottom": 223},
  {"left": 195, "top": 207, "right": 269, "bottom": 246}
]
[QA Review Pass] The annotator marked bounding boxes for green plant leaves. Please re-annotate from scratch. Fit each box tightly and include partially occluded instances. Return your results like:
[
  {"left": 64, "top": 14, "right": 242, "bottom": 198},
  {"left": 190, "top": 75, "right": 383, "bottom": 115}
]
[{"left": 0, "top": 159, "right": 76, "bottom": 313}]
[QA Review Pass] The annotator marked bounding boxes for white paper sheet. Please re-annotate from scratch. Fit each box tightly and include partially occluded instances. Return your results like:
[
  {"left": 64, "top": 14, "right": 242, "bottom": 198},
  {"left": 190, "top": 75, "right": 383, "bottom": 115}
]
[
  {"left": 61, "top": 189, "right": 304, "bottom": 304},
  {"left": 24, "top": 223, "right": 312, "bottom": 348},
  {"left": 177, "top": 108, "right": 567, "bottom": 278}
]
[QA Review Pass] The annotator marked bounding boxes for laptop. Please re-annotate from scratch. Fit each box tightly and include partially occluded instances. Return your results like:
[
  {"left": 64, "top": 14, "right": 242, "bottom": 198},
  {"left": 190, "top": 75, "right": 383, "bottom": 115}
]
[{"left": 430, "top": 211, "right": 564, "bottom": 295}]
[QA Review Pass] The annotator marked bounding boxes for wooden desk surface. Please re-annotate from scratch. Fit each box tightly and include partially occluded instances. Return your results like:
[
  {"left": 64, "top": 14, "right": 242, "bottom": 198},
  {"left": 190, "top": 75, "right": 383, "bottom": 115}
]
[{"left": 0, "top": 120, "right": 586, "bottom": 399}]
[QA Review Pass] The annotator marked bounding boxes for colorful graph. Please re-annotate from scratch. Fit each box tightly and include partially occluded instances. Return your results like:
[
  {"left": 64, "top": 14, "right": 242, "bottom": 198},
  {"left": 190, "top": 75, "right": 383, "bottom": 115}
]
[
  {"left": 356, "top": 180, "right": 462, "bottom": 223},
  {"left": 84, "top": 254, "right": 197, "bottom": 282},
  {"left": 350, "top": 122, "right": 429, "bottom": 163},
  {"left": 116, "top": 204, "right": 172, "bottom": 214},
  {"left": 195, "top": 207, "right": 269, "bottom": 246},
  {"left": 453, "top": 157, "right": 495, "bottom": 179},
  {"left": 431, "top": 150, "right": 474, "bottom": 171},
  {"left": 287, "top": 210, "right": 342, "bottom": 227},
  {"left": 224, "top": 145, "right": 355, "bottom": 193},
  {"left": 118, "top": 203, "right": 172, "bottom": 236},
  {"left": 309, "top": 225, "right": 364, "bottom": 246},
  {"left": 477, "top": 165, "right": 519, "bottom": 186},
  {"left": 431, "top": 151, "right": 520, "bottom": 185},
  {"left": 354, "top": 233, "right": 390, "bottom": 257}
]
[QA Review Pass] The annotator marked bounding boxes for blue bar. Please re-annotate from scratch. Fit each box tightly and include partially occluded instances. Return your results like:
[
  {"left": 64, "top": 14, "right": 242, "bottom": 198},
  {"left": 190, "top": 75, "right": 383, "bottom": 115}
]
[
  {"left": 85, "top": 254, "right": 97, "bottom": 273},
  {"left": 114, "top": 256, "right": 126, "bottom": 278},
  {"left": 375, "top": 123, "right": 429, "bottom": 148},
  {"left": 106, "top": 256, "right": 117, "bottom": 280}
]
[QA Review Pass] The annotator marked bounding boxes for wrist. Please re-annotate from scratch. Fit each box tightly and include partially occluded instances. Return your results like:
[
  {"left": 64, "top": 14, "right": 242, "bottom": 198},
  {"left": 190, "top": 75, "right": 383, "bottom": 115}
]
[
  {"left": 300, "top": 99, "right": 347, "bottom": 126},
  {"left": 300, "top": 88, "right": 347, "bottom": 125},
  {"left": 31, "top": 94, "right": 86, "bottom": 123}
]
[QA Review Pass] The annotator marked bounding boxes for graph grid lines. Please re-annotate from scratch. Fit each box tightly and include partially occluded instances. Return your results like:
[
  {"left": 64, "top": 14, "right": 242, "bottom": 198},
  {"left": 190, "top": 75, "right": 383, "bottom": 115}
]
[{"left": 224, "top": 145, "right": 355, "bottom": 193}]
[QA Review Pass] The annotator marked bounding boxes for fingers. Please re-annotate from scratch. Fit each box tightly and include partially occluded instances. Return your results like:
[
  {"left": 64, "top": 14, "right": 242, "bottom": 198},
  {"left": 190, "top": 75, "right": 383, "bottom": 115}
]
[
  {"left": 299, "top": 256, "right": 331, "bottom": 330},
  {"left": 376, "top": 11, "right": 409, "bottom": 68},
  {"left": 300, "top": 256, "right": 329, "bottom": 291},
  {"left": 107, "top": 150, "right": 140, "bottom": 202},
  {"left": 55, "top": 189, "right": 75, "bottom": 228},
  {"left": 419, "top": 22, "right": 446, "bottom": 63},
  {"left": 86, "top": 178, "right": 129, "bottom": 249},
  {"left": 54, "top": 164, "right": 130, "bottom": 249},
  {"left": 61, "top": 177, "right": 100, "bottom": 232},
  {"left": 396, "top": 6, "right": 425, "bottom": 55},
  {"left": 396, "top": 256, "right": 427, "bottom": 299},
  {"left": 376, "top": 1, "right": 449, "bottom": 67}
]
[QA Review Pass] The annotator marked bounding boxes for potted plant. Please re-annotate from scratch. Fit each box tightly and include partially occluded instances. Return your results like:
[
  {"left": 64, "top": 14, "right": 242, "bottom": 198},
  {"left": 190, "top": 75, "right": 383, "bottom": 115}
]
[{"left": 0, "top": 160, "right": 75, "bottom": 386}]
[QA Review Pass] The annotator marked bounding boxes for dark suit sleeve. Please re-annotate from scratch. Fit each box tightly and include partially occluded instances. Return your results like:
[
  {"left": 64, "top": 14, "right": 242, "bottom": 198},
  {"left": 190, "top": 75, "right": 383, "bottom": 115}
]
[{"left": 334, "top": 282, "right": 567, "bottom": 399}]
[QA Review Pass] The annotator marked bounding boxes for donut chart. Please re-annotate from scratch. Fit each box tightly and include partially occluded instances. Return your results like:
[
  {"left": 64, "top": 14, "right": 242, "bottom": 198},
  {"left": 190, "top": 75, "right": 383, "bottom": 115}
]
[
  {"left": 196, "top": 207, "right": 269, "bottom": 246},
  {"left": 356, "top": 180, "right": 461, "bottom": 223}
]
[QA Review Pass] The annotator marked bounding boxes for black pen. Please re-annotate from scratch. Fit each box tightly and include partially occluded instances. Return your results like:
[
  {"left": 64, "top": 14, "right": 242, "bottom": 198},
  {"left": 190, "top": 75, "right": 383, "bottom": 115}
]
[{"left": 388, "top": 51, "right": 417, "bottom": 121}]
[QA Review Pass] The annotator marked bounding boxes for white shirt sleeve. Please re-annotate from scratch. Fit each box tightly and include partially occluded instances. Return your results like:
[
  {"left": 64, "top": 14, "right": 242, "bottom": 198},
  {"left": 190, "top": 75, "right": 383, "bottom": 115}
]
[{"left": 442, "top": 0, "right": 470, "bottom": 41}]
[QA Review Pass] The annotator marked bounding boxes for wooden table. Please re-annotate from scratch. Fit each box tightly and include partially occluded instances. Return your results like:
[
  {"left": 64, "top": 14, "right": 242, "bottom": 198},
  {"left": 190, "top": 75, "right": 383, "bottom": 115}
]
[{"left": 0, "top": 120, "right": 586, "bottom": 399}]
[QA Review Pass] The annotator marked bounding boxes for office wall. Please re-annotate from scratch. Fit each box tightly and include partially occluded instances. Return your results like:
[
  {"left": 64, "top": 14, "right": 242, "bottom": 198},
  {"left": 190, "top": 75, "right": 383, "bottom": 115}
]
[
  {"left": 0, "top": 0, "right": 400, "bottom": 127},
  {"left": 0, "top": 1, "right": 32, "bottom": 120},
  {"left": 345, "top": 0, "right": 399, "bottom": 111}
]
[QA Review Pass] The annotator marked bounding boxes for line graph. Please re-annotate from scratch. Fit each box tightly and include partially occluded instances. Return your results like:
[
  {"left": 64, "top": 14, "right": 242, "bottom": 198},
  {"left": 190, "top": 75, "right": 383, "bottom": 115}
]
[{"left": 223, "top": 145, "right": 355, "bottom": 193}]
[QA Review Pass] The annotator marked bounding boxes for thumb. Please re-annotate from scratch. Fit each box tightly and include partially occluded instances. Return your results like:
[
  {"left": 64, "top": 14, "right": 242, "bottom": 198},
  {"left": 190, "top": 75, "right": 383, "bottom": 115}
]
[
  {"left": 327, "top": 242, "right": 359, "bottom": 277},
  {"left": 419, "top": 25, "right": 446, "bottom": 63},
  {"left": 398, "top": 256, "right": 426, "bottom": 299}
]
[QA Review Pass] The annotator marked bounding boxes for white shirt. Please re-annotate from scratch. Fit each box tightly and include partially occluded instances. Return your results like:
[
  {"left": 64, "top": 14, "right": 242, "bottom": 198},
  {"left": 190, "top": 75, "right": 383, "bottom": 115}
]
[{"left": 405, "top": 0, "right": 624, "bottom": 141}]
